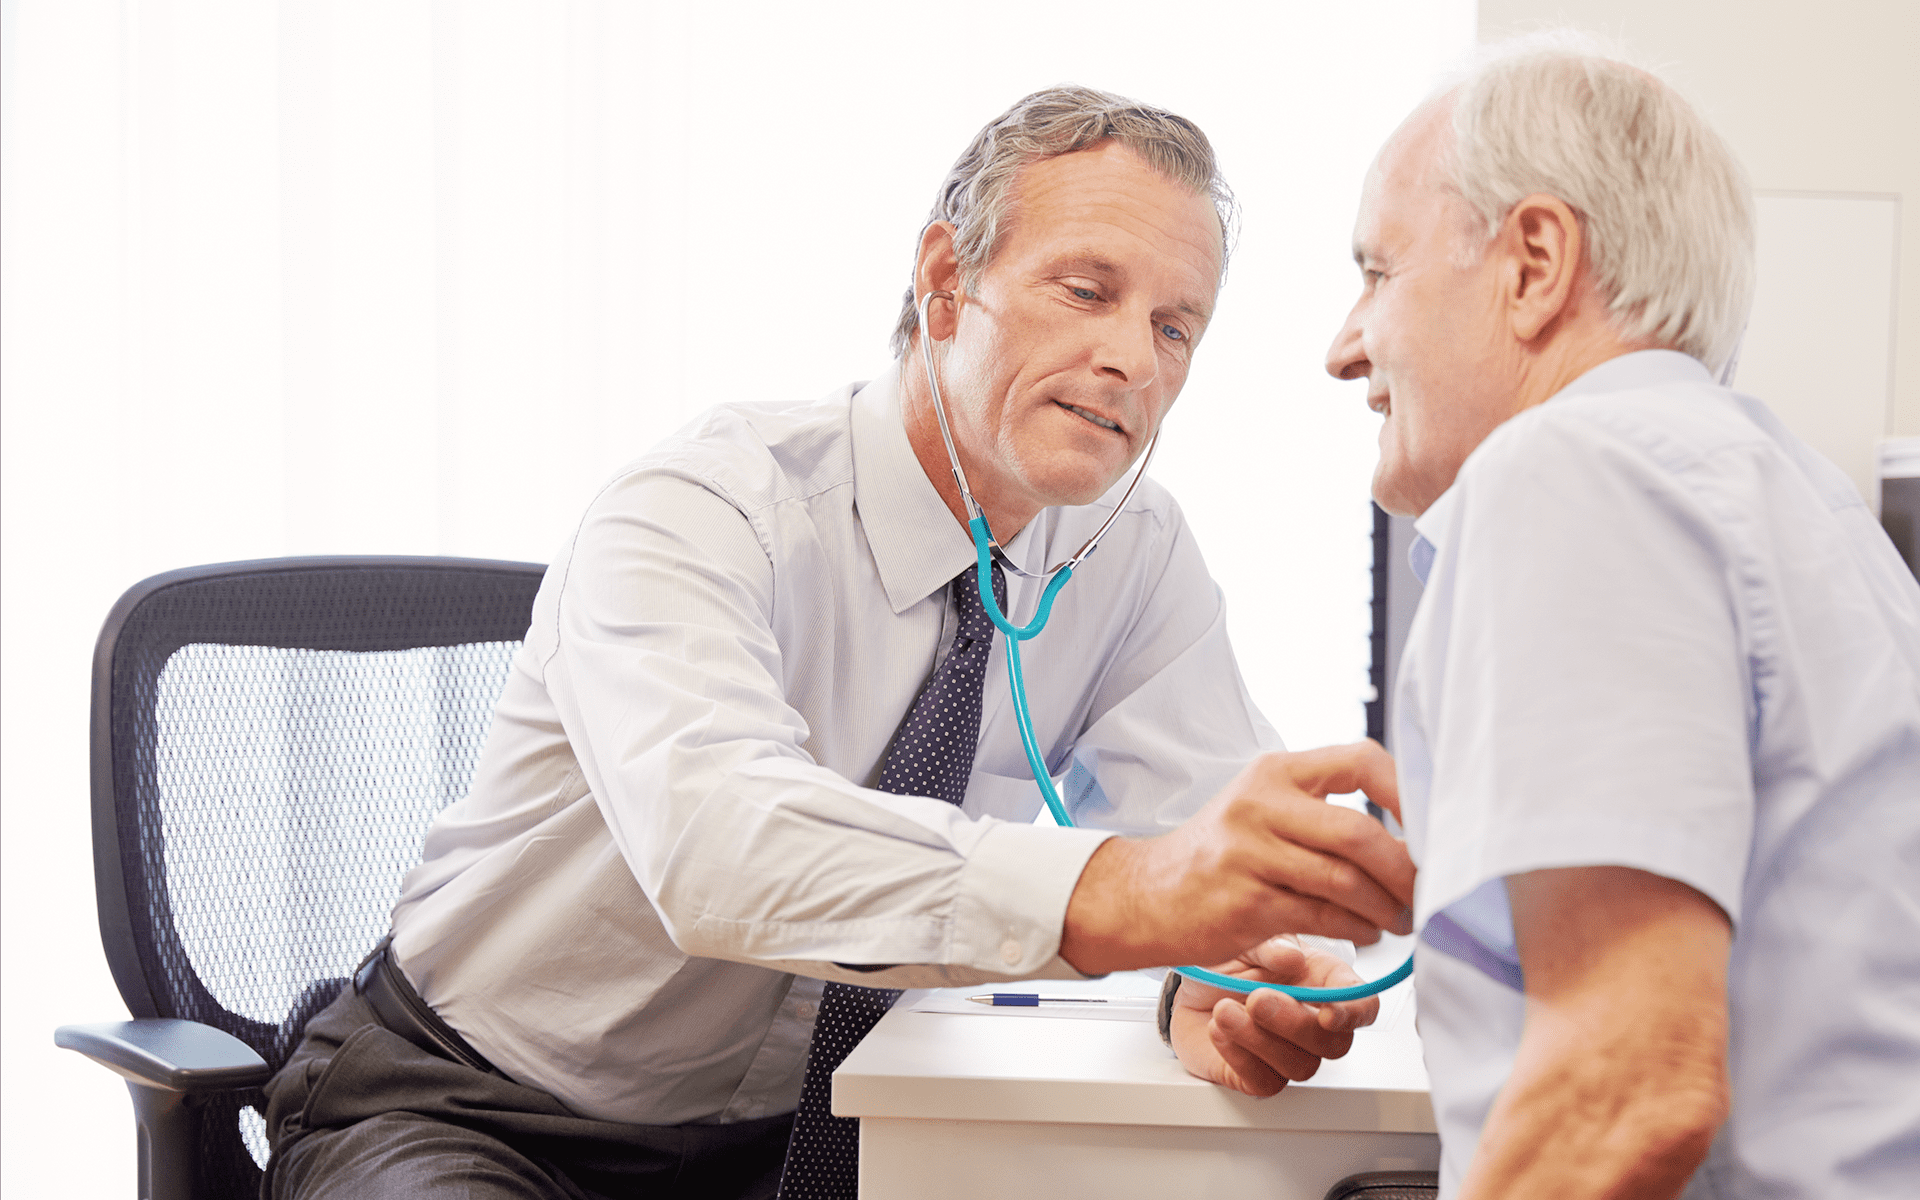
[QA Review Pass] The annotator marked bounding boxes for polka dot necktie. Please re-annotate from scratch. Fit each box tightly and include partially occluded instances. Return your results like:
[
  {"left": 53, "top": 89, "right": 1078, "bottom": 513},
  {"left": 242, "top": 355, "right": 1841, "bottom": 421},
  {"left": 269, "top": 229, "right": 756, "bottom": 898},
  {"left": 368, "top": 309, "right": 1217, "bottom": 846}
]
[{"left": 775, "top": 561, "right": 1008, "bottom": 1200}]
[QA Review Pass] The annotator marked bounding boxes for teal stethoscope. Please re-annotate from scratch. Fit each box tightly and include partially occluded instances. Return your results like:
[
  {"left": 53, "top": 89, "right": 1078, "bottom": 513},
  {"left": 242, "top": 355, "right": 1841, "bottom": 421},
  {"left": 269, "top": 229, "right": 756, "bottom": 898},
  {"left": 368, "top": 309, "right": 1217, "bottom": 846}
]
[{"left": 916, "top": 290, "right": 1413, "bottom": 1004}]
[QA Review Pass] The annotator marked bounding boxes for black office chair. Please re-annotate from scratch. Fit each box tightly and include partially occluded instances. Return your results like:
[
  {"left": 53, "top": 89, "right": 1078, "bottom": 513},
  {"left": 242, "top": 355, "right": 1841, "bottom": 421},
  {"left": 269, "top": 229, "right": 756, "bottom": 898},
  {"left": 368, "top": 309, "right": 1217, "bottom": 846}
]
[{"left": 55, "top": 556, "right": 545, "bottom": 1200}]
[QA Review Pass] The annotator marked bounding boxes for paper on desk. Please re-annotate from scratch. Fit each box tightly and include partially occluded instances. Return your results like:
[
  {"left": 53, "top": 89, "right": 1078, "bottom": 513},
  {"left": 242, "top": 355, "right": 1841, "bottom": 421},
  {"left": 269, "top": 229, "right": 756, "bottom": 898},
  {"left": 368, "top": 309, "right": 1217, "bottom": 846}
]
[{"left": 904, "top": 970, "right": 1163, "bottom": 1021}]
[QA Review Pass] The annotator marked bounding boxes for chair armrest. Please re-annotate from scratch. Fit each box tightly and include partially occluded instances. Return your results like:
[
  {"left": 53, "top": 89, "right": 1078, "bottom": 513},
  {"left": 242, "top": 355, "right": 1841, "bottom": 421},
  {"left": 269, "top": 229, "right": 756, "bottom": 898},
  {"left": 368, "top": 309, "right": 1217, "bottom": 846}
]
[{"left": 56, "top": 1019, "right": 271, "bottom": 1092}]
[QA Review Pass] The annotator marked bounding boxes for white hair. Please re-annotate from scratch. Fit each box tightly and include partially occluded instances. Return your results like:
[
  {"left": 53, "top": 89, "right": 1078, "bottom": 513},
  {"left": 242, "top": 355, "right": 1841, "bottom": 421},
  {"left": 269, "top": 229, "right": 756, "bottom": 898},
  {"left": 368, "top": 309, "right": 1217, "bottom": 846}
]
[{"left": 1440, "top": 32, "right": 1755, "bottom": 373}]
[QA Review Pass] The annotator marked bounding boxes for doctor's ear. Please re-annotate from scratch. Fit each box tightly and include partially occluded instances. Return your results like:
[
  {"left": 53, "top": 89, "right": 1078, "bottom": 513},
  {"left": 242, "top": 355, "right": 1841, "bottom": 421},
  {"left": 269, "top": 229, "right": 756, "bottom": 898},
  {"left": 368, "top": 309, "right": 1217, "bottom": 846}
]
[{"left": 915, "top": 222, "right": 964, "bottom": 342}]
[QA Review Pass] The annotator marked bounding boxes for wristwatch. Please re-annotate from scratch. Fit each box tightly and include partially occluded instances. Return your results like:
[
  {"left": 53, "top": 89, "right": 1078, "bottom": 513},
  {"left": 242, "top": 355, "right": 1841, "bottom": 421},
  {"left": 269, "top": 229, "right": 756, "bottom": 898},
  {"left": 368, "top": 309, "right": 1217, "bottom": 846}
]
[{"left": 1156, "top": 969, "right": 1181, "bottom": 1046}]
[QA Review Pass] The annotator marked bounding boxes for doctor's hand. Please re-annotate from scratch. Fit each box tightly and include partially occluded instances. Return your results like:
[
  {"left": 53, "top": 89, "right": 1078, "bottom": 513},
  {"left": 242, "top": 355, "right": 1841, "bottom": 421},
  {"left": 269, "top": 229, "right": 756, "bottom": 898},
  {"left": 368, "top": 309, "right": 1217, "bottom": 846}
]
[
  {"left": 1059, "top": 742, "right": 1414, "bottom": 976},
  {"left": 1169, "top": 937, "right": 1379, "bottom": 1096}
]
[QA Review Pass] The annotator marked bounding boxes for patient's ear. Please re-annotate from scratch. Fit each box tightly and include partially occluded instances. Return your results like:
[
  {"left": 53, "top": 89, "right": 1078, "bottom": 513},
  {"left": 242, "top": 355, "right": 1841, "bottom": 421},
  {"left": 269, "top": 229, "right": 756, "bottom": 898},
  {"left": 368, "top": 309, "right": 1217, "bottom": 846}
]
[{"left": 1497, "top": 193, "right": 1586, "bottom": 344}]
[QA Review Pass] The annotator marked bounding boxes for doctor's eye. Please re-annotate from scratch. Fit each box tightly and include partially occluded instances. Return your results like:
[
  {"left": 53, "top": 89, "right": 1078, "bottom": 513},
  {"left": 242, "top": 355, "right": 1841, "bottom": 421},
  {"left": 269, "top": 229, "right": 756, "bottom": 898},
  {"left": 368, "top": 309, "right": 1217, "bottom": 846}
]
[
  {"left": 1069, "top": 286, "right": 1099, "bottom": 301},
  {"left": 1160, "top": 323, "right": 1187, "bottom": 342}
]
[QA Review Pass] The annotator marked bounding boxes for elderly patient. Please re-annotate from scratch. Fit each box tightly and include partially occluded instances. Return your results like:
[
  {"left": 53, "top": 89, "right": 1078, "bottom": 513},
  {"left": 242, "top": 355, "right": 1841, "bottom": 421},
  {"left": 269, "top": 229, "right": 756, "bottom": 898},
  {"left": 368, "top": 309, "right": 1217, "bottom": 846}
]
[{"left": 1304, "top": 36, "right": 1919, "bottom": 1198}]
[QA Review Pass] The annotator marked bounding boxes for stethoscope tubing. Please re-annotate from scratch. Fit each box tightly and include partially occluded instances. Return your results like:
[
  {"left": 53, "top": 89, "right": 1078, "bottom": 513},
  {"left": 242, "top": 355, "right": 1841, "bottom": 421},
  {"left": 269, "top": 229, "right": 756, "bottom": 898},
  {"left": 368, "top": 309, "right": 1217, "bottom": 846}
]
[
  {"left": 919, "top": 288, "right": 1412, "bottom": 1004},
  {"left": 1173, "top": 952, "right": 1413, "bottom": 1002}
]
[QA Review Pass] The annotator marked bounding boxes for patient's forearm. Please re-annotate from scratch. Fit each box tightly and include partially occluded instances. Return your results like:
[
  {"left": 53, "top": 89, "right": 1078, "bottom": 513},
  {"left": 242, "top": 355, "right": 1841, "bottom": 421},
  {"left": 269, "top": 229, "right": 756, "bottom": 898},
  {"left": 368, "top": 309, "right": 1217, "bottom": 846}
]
[
  {"left": 1460, "top": 997, "right": 1725, "bottom": 1197},
  {"left": 1459, "top": 866, "right": 1731, "bottom": 1199}
]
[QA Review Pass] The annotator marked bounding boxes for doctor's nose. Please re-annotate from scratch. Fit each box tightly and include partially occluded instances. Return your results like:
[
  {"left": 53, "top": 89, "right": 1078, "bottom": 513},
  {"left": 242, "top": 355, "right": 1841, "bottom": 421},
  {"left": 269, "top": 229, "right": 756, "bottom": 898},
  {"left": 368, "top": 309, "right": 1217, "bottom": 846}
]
[
  {"left": 1093, "top": 314, "right": 1159, "bottom": 389},
  {"left": 1325, "top": 309, "right": 1370, "bottom": 382}
]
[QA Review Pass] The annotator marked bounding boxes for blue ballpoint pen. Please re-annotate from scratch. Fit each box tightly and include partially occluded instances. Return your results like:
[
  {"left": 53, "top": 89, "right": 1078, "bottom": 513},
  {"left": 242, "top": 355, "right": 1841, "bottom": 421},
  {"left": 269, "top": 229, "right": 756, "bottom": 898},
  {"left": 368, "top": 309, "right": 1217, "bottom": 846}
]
[{"left": 965, "top": 993, "right": 1158, "bottom": 1007}]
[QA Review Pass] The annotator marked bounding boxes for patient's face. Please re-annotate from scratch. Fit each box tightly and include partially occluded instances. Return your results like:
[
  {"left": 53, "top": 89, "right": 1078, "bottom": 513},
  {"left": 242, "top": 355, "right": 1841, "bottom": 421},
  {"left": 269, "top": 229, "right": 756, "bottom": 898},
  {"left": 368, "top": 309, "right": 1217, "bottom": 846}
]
[{"left": 1324, "top": 103, "right": 1525, "bottom": 517}]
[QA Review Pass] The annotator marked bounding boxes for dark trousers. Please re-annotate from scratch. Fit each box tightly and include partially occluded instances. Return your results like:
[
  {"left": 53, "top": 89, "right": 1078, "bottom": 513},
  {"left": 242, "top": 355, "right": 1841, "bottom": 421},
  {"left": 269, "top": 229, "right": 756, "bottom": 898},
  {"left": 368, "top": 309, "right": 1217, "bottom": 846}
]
[{"left": 262, "top": 985, "right": 794, "bottom": 1200}]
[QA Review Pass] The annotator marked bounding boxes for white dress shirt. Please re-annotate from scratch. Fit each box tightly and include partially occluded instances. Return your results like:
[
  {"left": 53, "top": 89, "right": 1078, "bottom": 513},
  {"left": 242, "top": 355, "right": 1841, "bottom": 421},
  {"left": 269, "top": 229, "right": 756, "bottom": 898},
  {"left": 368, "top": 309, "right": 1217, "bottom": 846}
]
[
  {"left": 388, "top": 365, "right": 1283, "bottom": 1125},
  {"left": 1394, "top": 350, "right": 1920, "bottom": 1197}
]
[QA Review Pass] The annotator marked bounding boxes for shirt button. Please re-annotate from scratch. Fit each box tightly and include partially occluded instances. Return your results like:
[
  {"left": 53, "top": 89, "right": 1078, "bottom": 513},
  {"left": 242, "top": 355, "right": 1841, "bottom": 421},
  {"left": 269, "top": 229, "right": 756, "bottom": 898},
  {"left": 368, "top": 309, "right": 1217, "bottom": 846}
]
[
  {"left": 797, "top": 1002, "right": 817, "bottom": 1022},
  {"left": 1000, "top": 939, "right": 1022, "bottom": 966}
]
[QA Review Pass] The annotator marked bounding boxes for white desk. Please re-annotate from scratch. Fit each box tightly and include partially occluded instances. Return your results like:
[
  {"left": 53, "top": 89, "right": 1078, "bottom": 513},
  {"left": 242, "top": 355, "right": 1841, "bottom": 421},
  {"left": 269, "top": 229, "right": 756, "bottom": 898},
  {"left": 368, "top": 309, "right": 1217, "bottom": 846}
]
[{"left": 834, "top": 935, "right": 1439, "bottom": 1199}]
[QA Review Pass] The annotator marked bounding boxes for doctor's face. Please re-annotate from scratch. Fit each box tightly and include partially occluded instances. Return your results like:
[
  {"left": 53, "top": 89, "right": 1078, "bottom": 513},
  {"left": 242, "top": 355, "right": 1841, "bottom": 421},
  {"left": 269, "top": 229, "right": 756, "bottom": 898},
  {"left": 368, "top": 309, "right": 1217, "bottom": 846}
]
[
  {"left": 936, "top": 142, "right": 1222, "bottom": 528},
  {"left": 1324, "top": 105, "right": 1524, "bottom": 517}
]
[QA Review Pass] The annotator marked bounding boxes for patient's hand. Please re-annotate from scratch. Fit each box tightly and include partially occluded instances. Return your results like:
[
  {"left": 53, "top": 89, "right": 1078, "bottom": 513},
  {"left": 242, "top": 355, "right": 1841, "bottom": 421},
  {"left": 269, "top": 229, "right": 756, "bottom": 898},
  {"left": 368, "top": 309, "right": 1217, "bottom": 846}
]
[{"left": 1169, "top": 936, "right": 1379, "bottom": 1097}]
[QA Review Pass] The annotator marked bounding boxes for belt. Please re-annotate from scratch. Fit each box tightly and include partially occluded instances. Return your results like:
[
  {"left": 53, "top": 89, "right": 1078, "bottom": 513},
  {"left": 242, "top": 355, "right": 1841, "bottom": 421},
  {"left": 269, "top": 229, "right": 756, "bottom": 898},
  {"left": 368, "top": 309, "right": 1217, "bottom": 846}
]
[{"left": 353, "top": 936, "right": 505, "bottom": 1078}]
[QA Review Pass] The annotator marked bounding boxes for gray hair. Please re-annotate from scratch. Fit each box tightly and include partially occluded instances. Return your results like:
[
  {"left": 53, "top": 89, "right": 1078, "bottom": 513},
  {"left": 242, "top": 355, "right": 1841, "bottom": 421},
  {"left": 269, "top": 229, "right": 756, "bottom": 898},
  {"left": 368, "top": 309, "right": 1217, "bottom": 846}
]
[
  {"left": 1440, "top": 33, "right": 1755, "bottom": 373},
  {"left": 890, "top": 84, "right": 1236, "bottom": 358}
]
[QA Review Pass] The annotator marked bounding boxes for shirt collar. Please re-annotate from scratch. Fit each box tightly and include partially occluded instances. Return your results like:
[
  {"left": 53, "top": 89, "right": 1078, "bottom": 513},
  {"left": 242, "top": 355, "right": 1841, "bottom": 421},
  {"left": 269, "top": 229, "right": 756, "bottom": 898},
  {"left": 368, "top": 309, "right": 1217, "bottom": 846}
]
[
  {"left": 1552, "top": 347, "right": 1711, "bottom": 400},
  {"left": 850, "top": 362, "right": 980, "bottom": 614},
  {"left": 1407, "top": 349, "right": 1713, "bottom": 579}
]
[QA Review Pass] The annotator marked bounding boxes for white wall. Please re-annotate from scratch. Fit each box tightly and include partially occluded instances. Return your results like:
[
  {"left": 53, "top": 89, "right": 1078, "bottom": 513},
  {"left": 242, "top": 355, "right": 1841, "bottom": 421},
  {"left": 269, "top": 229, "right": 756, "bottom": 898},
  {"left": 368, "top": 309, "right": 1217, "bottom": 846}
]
[{"left": 1738, "top": 194, "right": 1900, "bottom": 507}]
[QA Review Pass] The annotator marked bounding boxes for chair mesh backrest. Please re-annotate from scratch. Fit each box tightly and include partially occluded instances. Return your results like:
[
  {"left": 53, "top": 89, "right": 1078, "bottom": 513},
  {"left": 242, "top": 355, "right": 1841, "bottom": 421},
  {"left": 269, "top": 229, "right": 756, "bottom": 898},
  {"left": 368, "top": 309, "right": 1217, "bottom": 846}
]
[{"left": 92, "top": 557, "right": 544, "bottom": 1197}]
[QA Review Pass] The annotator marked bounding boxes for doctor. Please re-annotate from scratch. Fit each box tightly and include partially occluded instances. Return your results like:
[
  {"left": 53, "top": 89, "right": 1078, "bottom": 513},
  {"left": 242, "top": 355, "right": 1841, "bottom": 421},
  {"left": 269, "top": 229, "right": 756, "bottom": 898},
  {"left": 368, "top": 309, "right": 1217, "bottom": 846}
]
[
  {"left": 1314, "top": 35, "right": 1920, "bottom": 1197},
  {"left": 262, "top": 85, "right": 1415, "bottom": 1200}
]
